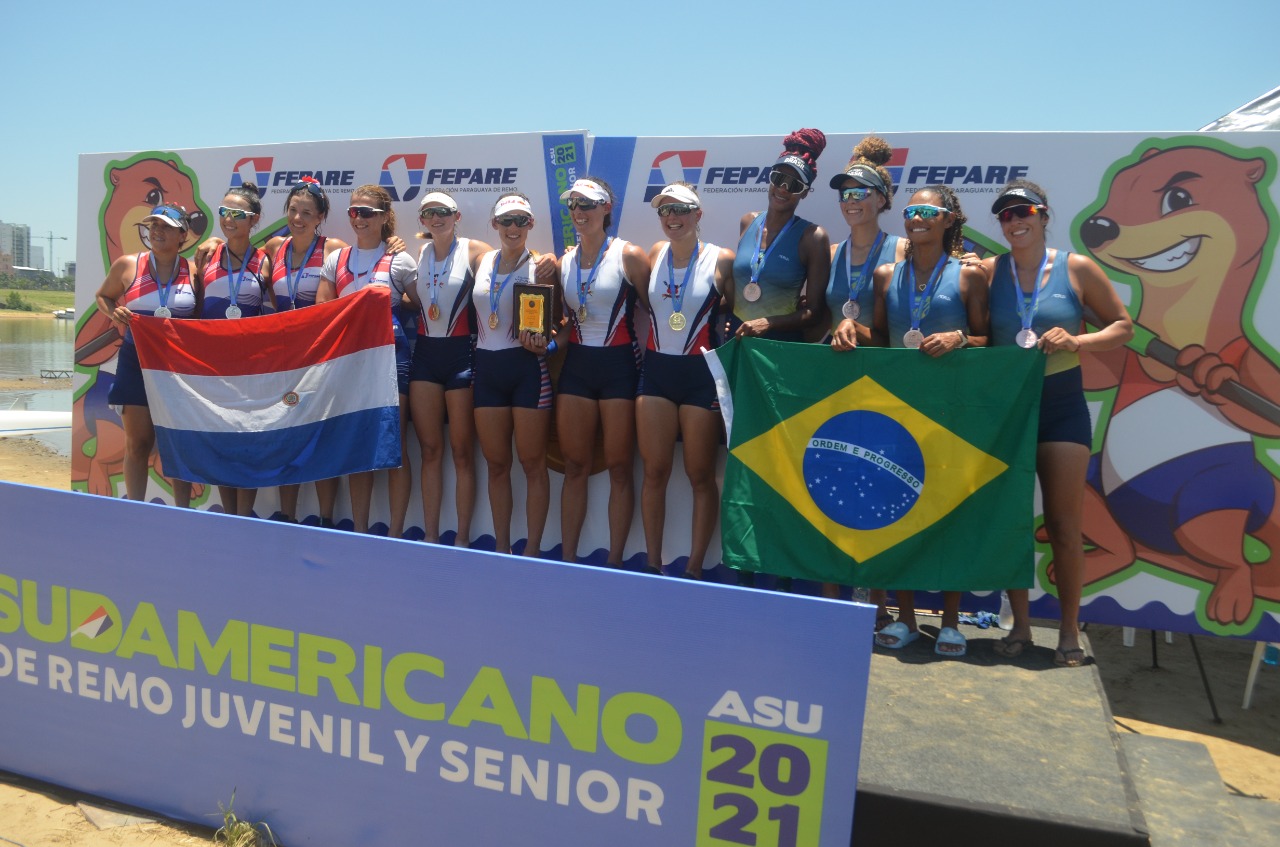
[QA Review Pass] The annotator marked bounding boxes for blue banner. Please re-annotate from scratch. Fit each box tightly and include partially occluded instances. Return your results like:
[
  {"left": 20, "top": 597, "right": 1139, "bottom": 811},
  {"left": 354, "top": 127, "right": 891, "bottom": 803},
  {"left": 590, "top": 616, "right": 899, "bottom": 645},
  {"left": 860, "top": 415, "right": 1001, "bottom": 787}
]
[
  {"left": 0, "top": 482, "right": 873, "bottom": 846},
  {"left": 540, "top": 133, "right": 587, "bottom": 256}
]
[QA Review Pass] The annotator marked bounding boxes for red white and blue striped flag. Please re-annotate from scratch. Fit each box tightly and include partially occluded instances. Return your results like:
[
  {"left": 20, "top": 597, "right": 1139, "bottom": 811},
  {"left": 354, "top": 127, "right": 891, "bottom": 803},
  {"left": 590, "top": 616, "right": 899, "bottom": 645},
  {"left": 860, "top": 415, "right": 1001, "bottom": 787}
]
[{"left": 132, "top": 287, "right": 401, "bottom": 487}]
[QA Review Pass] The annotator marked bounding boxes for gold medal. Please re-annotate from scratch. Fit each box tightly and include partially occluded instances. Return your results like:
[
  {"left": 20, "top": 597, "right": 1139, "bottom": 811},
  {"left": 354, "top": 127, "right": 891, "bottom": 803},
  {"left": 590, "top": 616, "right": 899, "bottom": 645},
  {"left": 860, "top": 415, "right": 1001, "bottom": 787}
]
[
  {"left": 577, "top": 304, "right": 588, "bottom": 323},
  {"left": 488, "top": 312, "right": 500, "bottom": 330},
  {"left": 427, "top": 303, "right": 441, "bottom": 321},
  {"left": 669, "top": 312, "right": 687, "bottom": 332}
]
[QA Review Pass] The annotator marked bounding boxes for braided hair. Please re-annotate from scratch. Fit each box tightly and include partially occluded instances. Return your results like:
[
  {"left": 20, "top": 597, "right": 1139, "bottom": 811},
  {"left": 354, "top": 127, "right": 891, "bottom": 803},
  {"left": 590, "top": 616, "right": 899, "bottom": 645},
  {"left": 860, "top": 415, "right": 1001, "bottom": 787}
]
[{"left": 779, "top": 128, "right": 827, "bottom": 185}]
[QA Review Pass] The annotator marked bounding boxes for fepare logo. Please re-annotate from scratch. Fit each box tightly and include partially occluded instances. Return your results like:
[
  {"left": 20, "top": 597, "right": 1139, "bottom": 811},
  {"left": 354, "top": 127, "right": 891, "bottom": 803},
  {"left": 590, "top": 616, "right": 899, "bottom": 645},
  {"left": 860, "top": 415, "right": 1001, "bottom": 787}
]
[
  {"left": 901, "top": 153, "right": 1028, "bottom": 188},
  {"left": 643, "top": 151, "right": 707, "bottom": 203},
  {"left": 379, "top": 154, "right": 428, "bottom": 203},
  {"left": 230, "top": 157, "right": 274, "bottom": 190},
  {"left": 884, "top": 147, "right": 910, "bottom": 193}
]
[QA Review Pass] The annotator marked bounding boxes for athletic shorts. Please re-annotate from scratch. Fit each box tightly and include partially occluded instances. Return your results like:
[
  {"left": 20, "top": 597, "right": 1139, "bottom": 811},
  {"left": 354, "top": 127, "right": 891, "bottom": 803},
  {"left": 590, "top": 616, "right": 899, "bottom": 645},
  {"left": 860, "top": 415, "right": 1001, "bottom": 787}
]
[
  {"left": 1039, "top": 366, "right": 1091, "bottom": 447},
  {"left": 638, "top": 350, "right": 719, "bottom": 411},
  {"left": 409, "top": 335, "right": 473, "bottom": 391},
  {"left": 106, "top": 340, "right": 147, "bottom": 407},
  {"left": 394, "top": 335, "right": 412, "bottom": 396},
  {"left": 557, "top": 343, "right": 639, "bottom": 401},
  {"left": 473, "top": 347, "right": 552, "bottom": 409}
]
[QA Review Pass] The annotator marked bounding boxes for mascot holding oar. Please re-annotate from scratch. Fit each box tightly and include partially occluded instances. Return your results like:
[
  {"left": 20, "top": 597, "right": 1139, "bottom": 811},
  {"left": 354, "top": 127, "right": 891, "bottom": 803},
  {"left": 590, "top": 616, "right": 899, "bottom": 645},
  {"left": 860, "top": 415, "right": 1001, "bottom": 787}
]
[{"left": 1071, "top": 138, "right": 1280, "bottom": 630}]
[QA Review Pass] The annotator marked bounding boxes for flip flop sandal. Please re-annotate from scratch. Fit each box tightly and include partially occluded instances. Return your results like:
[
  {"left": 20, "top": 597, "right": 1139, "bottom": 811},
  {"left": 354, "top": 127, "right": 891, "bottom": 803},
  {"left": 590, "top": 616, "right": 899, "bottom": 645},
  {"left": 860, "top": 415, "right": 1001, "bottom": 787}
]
[
  {"left": 934, "top": 626, "right": 968, "bottom": 658},
  {"left": 875, "top": 613, "right": 896, "bottom": 633},
  {"left": 874, "top": 622, "right": 920, "bottom": 649},
  {"left": 1054, "top": 647, "right": 1087, "bottom": 667},
  {"left": 992, "top": 636, "right": 1034, "bottom": 658}
]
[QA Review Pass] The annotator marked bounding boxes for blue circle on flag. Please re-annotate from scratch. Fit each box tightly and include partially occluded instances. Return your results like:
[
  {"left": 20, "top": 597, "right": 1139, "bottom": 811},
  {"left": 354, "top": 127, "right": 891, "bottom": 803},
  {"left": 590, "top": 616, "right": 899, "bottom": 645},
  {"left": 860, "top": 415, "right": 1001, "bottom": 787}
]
[{"left": 804, "top": 411, "right": 925, "bottom": 530}]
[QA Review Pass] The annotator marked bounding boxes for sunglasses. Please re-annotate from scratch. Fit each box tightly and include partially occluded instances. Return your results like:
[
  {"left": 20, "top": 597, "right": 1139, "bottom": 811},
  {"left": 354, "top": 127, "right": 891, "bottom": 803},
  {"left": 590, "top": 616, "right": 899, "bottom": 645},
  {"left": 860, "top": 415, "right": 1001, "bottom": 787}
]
[
  {"left": 495, "top": 215, "right": 532, "bottom": 228},
  {"left": 348, "top": 205, "right": 385, "bottom": 219},
  {"left": 657, "top": 203, "right": 698, "bottom": 218},
  {"left": 419, "top": 206, "right": 456, "bottom": 219},
  {"left": 149, "top": 205, "right": 186, "bottom": 222},
  {"left": 218, "top": 205, "right": 254, "bottom": 221},
  {"left": 294, "top": 178, "right": 325, "bottom": 199},
  {"left": 996, "top": 204, "right": 1047, "bottom": 223},
  {"left": 565, "top": 198, "right": 604, "bottom": 211},
  {"left": 840, "top": 187, "right": 874, "bottom": 203},
  {"left": 903, "top": 204, "right": 949, "bottom": 220},
  {"left": 768, "top": 170, "right": 807, "bottom": 194}
]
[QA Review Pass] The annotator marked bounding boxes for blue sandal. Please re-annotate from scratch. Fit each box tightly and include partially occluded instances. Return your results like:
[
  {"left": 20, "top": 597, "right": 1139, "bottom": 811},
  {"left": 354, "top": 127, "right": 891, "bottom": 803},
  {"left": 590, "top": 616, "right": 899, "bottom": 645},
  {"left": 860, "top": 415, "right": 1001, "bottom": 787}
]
[
  {"left": 875, "top": 622, "right": 920, "bottom": 649},
  {"left": 934, "top": 626, "right": 968, "bottom": 658}
]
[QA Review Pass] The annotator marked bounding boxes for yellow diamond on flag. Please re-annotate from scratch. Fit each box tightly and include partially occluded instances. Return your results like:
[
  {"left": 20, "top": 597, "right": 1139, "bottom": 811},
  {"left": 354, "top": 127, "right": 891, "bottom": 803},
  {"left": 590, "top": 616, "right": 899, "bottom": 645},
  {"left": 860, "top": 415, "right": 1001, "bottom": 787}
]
[{"left": 731, "top": 375, "right": 1008, "bottom": 561}]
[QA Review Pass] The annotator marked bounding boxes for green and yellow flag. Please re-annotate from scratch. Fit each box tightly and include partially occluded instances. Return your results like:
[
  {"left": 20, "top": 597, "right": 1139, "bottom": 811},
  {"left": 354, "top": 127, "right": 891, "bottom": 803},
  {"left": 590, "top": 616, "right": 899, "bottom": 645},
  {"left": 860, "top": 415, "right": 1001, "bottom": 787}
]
[{"left": 705, "top": 339, "right": 1044, "bottom": 589}]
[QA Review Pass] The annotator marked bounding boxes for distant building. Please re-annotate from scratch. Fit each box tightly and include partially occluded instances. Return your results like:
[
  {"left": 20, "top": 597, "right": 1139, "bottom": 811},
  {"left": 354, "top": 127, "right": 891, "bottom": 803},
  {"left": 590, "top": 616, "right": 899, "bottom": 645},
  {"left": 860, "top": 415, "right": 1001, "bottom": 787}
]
[
  {"left": 1, "top": 251, "right": 12, "bottom": 274},
  {"left": 65, "top": 261, "right": 76, "bottom": 279},
  {"left": 0, "top": 222, "right": 31, "bottom": 267}
]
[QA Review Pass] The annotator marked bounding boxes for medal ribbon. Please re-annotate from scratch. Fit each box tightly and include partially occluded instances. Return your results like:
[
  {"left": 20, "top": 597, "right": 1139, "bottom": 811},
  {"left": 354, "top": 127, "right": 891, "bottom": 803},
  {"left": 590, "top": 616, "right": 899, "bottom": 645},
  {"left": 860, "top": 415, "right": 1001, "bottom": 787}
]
[
  {"left": 846, "top": 231, "right": 885, "bottom": 306},
  {"left": 150, "top": 251, "right": 178, "bottom": 312},
  {"left": 428, "top": 237, "right": 459, "bottom": 315},
  {"left": 665, "top": 241, "right": 700, "bottom": 317},
  {"left": 575, "top": 237, "right": 610, "bottom": 315},
  {"left": 283, "top": 236, "right": 319, "bottom": 309},
  {"left": 1011, "top": 250, "right": 1052, "bottom": 333},
  {"left": 226, "top": 244, "right": 252, "bottom": 307},
  {"left": 749, "top": 216, "right": 797, "bottom": 284},
  {"left": 488, "top": 249, "right": 529, "bottom": 323},
  {"left": 907, "top": 254, "right": 949, "bottom": 332}
]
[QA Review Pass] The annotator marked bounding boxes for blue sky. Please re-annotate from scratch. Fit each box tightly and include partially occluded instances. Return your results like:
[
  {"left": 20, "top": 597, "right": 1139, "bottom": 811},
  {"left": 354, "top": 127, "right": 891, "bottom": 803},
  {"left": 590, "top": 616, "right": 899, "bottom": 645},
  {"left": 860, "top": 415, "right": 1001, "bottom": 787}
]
[{"left": 2, "top": 0, "right": 1275, "bottom": 275}]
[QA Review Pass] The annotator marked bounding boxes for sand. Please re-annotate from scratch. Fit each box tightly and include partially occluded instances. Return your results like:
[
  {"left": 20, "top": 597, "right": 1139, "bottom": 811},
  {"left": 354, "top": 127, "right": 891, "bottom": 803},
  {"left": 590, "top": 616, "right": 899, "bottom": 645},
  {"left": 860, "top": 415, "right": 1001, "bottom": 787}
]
[{"left": 0, "top": 420, "right": 1277, "bottom": 844}]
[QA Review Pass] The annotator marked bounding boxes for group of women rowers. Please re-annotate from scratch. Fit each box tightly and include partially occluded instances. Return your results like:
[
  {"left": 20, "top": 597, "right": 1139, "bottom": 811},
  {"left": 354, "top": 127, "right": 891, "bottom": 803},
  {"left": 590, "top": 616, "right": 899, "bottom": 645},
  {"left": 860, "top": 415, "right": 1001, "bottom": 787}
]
[{"left": 94, "top": 127, "right": 1134, "bottom": 666}]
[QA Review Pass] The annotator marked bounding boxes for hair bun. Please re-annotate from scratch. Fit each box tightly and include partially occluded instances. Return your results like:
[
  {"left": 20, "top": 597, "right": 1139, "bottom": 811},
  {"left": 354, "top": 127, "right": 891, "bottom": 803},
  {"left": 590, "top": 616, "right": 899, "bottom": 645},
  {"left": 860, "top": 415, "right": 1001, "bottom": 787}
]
[{"left": 851, "top": 135, "right": 892, "bottom": 167}]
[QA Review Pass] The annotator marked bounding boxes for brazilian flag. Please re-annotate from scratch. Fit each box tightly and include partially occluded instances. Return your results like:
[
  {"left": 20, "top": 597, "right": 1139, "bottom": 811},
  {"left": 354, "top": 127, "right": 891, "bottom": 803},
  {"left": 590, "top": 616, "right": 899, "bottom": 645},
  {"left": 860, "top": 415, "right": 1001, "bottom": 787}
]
[{"left": 705, "top": 339, "right": 1044, "bottom": 589}]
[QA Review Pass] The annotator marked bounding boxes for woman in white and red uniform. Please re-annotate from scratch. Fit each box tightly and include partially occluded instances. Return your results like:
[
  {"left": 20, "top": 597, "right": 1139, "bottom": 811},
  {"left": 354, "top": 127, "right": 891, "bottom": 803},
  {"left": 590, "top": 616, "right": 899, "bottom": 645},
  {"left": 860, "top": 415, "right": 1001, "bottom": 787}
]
[
  {"left": 471, "top": 192, "right": 560, "bottom": 557},
  {"left": 94, "top": 203, "right": 202, "bottom": 505},
  {"left": 554, "top": 177, "right": 652, "bottom": 566},
  {"left": 263, "top": 177, "right": 350, "bottom": 527},
  {"left": 201, "top": 182, "right": 271, "bottom": 518},
  {"left": 638, "top": 182, "right": 735, "bottom": 578},
  {"left": 409, "top": 190, "right": 488, "bottom": 548},
  {"left": 317, "top": 184, "right": 421, "bottom": 537}
]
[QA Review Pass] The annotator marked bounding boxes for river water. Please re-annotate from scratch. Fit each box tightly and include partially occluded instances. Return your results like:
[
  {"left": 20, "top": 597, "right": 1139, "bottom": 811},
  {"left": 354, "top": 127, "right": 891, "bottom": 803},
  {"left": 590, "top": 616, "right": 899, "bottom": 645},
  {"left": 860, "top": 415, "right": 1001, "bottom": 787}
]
[{"left": 0, "top": 316, "right": 74, "bottom": 454}]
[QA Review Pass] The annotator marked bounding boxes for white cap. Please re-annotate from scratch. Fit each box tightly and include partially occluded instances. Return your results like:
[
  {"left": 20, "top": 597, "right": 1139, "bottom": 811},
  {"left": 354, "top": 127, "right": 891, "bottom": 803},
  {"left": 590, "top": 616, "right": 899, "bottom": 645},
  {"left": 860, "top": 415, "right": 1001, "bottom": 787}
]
[
  {"left": 418, "top": 192, "right": 458, "bottom": 212},
  {"left": 649, "top": 184, "right": 700, "bottom": 208},
  {"left": 492, "top": 195, "right": 534, "bottom": 218},
  {"left": 558, "top": 179, "right": 610, "bottom": 204}
]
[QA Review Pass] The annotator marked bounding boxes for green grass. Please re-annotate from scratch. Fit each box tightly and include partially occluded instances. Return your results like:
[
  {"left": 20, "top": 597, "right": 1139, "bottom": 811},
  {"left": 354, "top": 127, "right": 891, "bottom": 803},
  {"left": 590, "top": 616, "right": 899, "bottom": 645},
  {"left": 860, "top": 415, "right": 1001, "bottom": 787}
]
[{"left": 0, "top": 289, "right": 75, "bottom": 311}]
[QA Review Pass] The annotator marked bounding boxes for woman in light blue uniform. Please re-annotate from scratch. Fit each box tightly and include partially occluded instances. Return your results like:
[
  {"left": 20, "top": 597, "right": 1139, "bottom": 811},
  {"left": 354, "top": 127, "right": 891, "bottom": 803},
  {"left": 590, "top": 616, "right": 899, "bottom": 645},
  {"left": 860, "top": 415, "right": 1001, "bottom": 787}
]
[
  {"left": 835, "top": 184, "right": 989, "bottom": 657},
  {"left": 731, "top": 128, "right": 831, "bottom": 343},
  {"left": 983, "top": 180, "right": 1133, "bottom": 667},
  {"left": 821, "top": 136, "right": 906, "bottom": 345}
]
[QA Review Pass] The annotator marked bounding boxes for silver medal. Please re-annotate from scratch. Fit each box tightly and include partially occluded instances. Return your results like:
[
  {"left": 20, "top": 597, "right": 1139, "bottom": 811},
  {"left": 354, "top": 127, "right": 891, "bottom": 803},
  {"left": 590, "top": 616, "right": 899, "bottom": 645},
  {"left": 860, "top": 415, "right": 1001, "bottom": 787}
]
[
  {"left": 225, "top": 304, "right": 242, "bottom": 319},
  {"left": 903, "top": 329, "right": 924, "bottom": 349},
  {"left": 842, "top": 300, "right": 860, "bottom": 321},
  {"left": 1016, "top": 328, "right": 1038, "bottom": 349},
  {"left": 153, "top": 306, "right": 172, "bottom": 319},
  {"left": 743, "top": 282, "right": 762, "bottom": 302}
]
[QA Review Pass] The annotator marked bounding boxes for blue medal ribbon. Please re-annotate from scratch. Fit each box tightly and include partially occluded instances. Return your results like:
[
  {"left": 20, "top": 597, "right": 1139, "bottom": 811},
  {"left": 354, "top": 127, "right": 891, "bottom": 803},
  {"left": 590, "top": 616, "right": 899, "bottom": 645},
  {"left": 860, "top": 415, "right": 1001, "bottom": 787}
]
[
  {"left": 749, "top": 216, "right": 797, "bottom": 285},
  {"left": 846, "top": 231, "right": 885, "bottom": 306},
  {"left": 225, "top": 244, "right": 252, "bottom": 307},
  {"left": 575, "top": 237, "right": 610, "bottom": 316},
  {"left": 427, "top": 237, "right": 459, "bottom": 315},
  {"left": 283, "top": 236, "right": 319, "bottom": 309},
  {"left": 907, "top": 254, "right": 949, "bottom": 332},
  {"left": 1012, "top": 250, "right": 1052, "bottom": 332},
  {"left": 665, "top": 241, "right": 700, "bottom": 316},
  {"left": 488, "top": 249, "right": 528, "bottom": 325},
  {"left": 150, "top": 251, "right": 178, "bottom": 313}
]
